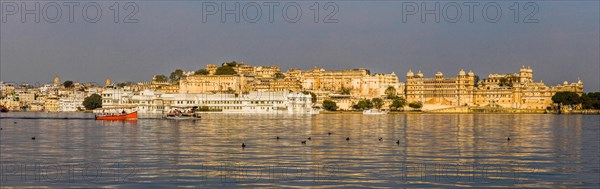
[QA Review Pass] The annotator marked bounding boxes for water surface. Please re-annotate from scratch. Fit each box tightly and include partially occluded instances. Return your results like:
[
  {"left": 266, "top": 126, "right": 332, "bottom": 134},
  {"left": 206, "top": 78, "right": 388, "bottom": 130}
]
[{"left": 1, "top": 113, "right": 598, "bottom": 188}]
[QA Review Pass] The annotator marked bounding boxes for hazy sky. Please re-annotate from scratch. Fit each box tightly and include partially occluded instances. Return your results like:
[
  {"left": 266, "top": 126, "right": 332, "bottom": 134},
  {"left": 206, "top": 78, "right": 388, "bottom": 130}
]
[{"left": 1, "top": 1, "right": 599, "bottom": 91}]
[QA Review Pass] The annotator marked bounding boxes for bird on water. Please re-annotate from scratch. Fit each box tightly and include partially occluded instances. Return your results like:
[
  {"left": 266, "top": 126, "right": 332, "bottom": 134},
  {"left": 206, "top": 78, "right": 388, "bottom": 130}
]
[
  {"left": 32, "top": 137, "right": 36, "bottom": 140},
  {"left": 396, "top": 140, "right": 400, "bottom": 145},
  {"left": 276, "top": 136, "right": 280, "bottom": 140},
  {"left": 507, "top": 137, "right": 511, "bottom": 141},
  {"left": 378, "top": 137, "right": 383, "bottom": 141},
  {"left": 328, "top": 132, "right": 332, "bottom": 135},
  {"left": 346, "top": 137, "right": 350, "bottom": 141},
  {"left": 242, "top": 143, "right": 246, "bottom": 148},
  {"left": 301, "top": 141, "right": 306, "bottom": 144},
  {"left": 307, "top": 137, "right": 311, "bottom": 140}
]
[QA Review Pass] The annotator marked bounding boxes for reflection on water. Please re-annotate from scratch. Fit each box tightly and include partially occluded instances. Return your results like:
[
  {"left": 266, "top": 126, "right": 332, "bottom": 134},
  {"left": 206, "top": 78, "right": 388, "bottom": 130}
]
[{"left": 0, "top": 113, "right": 598, "bottom": 188}]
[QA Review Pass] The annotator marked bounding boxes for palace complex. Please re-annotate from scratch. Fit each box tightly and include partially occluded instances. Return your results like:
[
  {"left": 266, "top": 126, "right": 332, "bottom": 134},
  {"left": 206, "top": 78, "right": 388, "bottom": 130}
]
[
  {"left": 1, "top": 63, "right": 586, "bottom": 113},
  {"left": 405, "top": 66, "right": 583, "bottom": 109}
]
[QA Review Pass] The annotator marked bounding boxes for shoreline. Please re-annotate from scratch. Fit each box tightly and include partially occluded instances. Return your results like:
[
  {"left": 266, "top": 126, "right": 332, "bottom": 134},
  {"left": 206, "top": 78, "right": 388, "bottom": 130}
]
[
  {"left": 320, "top": 111, "right": 600, "bottom": 115},
  {"left": 2, "top": 109, "right": 600, "bottom": 115}
]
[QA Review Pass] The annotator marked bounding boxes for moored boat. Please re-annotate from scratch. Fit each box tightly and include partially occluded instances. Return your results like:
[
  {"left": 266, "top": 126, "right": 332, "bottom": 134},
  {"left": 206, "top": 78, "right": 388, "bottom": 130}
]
[
  {"left": 164, "top": 113, "right": 201, "bottom": 120},
  {"left": 0, "top": 105, "right": 8, "bottom": 113},
  {"left": 95, "top": 111, "right": 138, "bottom": 120},
  {"left": 163, "top": 108, "right": 201, "bottom": 120},
  {"left": 362, "top": 109, "right": 388, "bottom": 115}
]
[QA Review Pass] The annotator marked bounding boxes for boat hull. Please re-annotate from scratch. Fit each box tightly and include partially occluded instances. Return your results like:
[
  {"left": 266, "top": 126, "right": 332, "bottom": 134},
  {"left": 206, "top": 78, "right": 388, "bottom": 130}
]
[
  {"left": 0, "top": 106, "right": 9, "bottom": 113},
  {"left": 362, "top": 109, "right": 389, "bottom": 115},
  {"left": 164, "top": 116, "right": 201, "bottom": 120},
  {"left": 95, "top": 112, "right": 138, "bottom": 120},
  {"left": 164, "top": 113, "right": 201, "bottom": 120}
]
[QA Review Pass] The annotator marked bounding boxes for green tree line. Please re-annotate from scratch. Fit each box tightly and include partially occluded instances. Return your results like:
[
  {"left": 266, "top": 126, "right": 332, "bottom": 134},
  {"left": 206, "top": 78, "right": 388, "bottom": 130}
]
[{"left": 552, "top": 92, "right": 600, "bottom": 109}]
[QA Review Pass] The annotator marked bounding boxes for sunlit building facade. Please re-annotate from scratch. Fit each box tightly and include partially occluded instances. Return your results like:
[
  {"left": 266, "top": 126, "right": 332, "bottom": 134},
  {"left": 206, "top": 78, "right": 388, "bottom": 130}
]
[
  {"left": 285, "top": 66, "right": 404, "bottom": 99},
  {"left": 406, "top": 66, "right": 584, "bottom": 109}
]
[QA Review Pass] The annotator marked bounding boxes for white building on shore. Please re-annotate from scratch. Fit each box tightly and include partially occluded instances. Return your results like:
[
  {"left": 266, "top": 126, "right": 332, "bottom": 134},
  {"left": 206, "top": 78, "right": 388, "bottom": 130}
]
[
  {"left": 98, "top": 89, "right": 314, "bottom": 115},
  {"left": 59, "top": 96, "right": 85, "bottom": 112}
]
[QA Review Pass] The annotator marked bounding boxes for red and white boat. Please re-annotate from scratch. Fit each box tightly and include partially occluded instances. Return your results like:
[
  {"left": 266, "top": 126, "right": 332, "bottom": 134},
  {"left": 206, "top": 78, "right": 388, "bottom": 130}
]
[
  {"left": 95, "top": 111, "right": 138, "bottom": 120},
  {"left": 0, "top": 105, "right": 9, "bottom": 113}
]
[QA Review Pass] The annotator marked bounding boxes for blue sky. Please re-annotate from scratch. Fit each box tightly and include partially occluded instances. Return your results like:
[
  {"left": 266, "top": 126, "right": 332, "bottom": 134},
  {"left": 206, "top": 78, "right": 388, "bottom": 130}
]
[{"left": 1, "top": 1, "right": 598, "bottom": 91}]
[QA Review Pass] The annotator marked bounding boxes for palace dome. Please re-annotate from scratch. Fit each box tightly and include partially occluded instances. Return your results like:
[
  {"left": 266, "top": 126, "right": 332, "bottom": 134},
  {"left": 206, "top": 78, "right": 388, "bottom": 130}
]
[{"left": 406, "top": 69, "right": 414, "bottom": 77}]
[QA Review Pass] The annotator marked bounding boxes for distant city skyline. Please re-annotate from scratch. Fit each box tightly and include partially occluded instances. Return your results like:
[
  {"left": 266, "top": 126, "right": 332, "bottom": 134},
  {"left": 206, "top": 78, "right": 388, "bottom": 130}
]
[
  {"left": 0, "top": 63, "right": 586, "bottom": 86},
  {"left": 1, "top": 1, "right": 598, "bottom": 91}
]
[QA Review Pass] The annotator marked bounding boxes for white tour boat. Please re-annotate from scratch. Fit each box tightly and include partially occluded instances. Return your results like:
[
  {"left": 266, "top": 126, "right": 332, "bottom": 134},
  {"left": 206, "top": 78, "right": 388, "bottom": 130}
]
[{"left": 362, "top": 109, "right": 389, "bottom": 115}]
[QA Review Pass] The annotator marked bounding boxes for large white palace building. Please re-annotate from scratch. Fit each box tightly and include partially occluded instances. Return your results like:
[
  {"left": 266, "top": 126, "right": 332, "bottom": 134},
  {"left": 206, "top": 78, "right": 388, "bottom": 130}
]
[{"left": 98, "top": 88, "right": 314, "bottom": 115}]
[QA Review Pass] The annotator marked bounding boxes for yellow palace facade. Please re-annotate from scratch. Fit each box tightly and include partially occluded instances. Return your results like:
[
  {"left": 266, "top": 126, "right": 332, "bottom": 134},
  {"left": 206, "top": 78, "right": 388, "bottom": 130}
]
[{"left": 406, "top": 66, "right": 583, "bottom": 109}]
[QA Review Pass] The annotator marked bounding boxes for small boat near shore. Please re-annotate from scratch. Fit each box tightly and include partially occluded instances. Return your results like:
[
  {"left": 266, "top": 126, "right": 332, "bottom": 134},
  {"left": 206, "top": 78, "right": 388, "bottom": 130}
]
[
  {"left": 95, "top": 111, "right": 138, "bottom": 120},
  {"left": 0, "top": 105, "right": 9, "bottom": 113},
  {"left": 363, "top": 109, "right": 388, "bottom": 115},
  {"left": 93, "top": 107, "right": 138, "bottom": 120},
  {"left": 163, "top": 108, "right": 201, "bottom": 120},
  {"left": 164, "top": 113, "right": 201, "bottom": 120}
]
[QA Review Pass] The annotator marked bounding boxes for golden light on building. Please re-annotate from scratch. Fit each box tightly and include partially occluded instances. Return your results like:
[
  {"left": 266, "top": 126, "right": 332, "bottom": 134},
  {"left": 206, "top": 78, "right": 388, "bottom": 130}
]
[{"left": 405, "top": 66, "right": 583, "bottom": 109}]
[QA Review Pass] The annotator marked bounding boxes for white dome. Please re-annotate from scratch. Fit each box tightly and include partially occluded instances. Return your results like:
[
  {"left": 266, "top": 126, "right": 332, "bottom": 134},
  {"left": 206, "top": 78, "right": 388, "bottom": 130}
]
[
  {"left": 406, "top": 69, "right": 414, "bottom": 77},
  {"left": 458, "top": 69, "right": 466, "bottom": 76},
  {"left": 416, "top": 71, "right": 424, "bottom": 77},
  {"left": 468, "top": 70, "right": 474, "bottom": 76},
  {"left": 435, "top": 72, "right": 443, "bottom": 77}
]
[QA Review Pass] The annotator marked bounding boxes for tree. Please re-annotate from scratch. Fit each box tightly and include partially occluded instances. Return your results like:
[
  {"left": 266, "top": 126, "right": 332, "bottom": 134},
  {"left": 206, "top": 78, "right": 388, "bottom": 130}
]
[
  {"left": 274, "top": 72, "right": 285, "bottom": 79},
  {"left": 215, "top": 66, "right": 237, "bottom": 75},
  {"left": 340, "top": 87, "right": 351, "bottom": 95},
  {"left": 385, "top": 86, "right": 397, "bottom": 99},
  {"left": 302, "top": 91, "right": 317, "bottom": 103},
  {"left": 581, "top": 92, "right": 600, "bottom": 109},
  {"left": 223, "top": 61, "right": 239, "bottom": 67},
  {"left": 195, "top": 69, "right": 209, "bottom": 75},
  {"left": 499, "top": 78, "right": 513, "bottom": 87},
  {"left": 390, "top": 97, "right": 406, "bottom": 110},
  {"left": 154, "top": 75, "right": 169, "bottom": 82},
  {"left": 352, "top": 99, "right": 373, "bottom": 110},
  {"left": 372, "top": 98, "right": 384, "bottom": 109},
  {"left": 116, "top": 82, "right": 134, "bottom": 88},
  {"left": 552, "top": 92, "right": 580, "bottom": 105},
  {"left": 170, "top": 69, "right": 184, "bottom": 82},
  {"left": 408, "top": 102, "right": 422, "bottom": 109},
  {"left": 83, "top": 94, "right": 102, "bottom": 110},
  {"left": 63, "top": 80, "right": 74, "bottom": 88},
  {"left": 322, "top": 100, "right": 338, "bottom": 111}
]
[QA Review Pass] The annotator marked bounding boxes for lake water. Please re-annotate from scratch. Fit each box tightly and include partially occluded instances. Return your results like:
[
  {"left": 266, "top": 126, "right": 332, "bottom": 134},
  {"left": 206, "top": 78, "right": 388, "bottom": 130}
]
[{"left": 0, "top": 113, "right": 598, "bottom": 188}]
